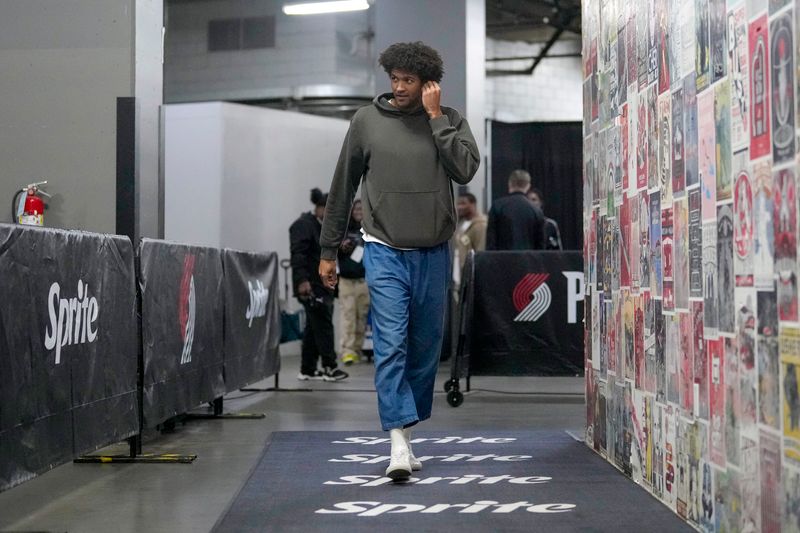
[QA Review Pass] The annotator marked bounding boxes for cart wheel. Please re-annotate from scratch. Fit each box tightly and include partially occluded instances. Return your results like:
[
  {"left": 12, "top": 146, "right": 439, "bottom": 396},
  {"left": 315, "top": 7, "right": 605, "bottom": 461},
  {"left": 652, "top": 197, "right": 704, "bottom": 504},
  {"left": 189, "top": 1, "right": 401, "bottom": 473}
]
[
  {"left": 443, "top": 380, "right": 454, "bottom": 393},
  {"left": 447, "top": 390, "right": 464, "bottom": 407}
]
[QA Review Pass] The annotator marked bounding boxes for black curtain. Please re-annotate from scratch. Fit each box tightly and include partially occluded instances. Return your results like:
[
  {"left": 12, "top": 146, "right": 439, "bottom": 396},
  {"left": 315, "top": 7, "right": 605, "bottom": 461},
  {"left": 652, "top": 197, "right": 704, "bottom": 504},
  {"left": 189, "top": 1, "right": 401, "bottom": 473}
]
[{"left": 490, "top": 121, "right": 583, "bottom": 250}]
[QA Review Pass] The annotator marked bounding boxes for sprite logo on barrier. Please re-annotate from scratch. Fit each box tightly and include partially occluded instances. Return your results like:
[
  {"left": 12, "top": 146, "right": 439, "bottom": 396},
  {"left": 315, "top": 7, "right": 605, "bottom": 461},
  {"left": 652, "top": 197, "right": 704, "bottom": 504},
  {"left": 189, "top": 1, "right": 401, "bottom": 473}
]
[
  {"left": 44, "top": 280, "right": 99, "bottom": 365},
  {"left": 178, "top": 255, "right": 196, "bottom": 365},
  {"left": 512, "top": 272, "right": 585, "bottom": 324},
  {"left": 245, "top": 280, "right": 269, "bottom": 328}
]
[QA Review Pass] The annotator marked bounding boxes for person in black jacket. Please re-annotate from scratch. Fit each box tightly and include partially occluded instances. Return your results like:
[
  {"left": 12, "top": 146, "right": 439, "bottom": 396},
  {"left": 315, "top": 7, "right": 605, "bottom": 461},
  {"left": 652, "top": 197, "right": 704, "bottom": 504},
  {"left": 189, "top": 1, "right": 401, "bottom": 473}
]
[
  {"left": 527, "top": 187, "right": 563, "bottom": 250},
  {"left": 289, "top": 188, "right": 348, "bottom": 382},
  {"left": 486, "top": 169, "right": 546, "bottom": 250}
]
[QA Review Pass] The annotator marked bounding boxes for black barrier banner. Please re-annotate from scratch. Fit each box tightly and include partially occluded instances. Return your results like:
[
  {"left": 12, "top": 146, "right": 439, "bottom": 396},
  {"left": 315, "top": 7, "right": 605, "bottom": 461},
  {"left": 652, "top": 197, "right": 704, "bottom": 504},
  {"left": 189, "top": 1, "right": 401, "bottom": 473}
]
[
  {"left": 469, "top": 251, "right": 584, "bottom": 376},
  {"left": 222, "top": 249, "right": 281, "bottom": 392},
  {"left": 138, "top": 239, "right": 224, "bottom": 428},
  {"left": 0, "top": 224, "right": 138, "bottom": 491}
]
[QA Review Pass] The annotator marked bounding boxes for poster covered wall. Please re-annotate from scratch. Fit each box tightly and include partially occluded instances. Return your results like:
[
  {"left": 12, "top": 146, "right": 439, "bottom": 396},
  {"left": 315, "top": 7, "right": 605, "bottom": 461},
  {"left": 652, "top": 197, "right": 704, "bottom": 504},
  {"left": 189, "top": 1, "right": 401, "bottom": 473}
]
[{"left": 583, "top": 0, "right": 800, "bottom": 530}]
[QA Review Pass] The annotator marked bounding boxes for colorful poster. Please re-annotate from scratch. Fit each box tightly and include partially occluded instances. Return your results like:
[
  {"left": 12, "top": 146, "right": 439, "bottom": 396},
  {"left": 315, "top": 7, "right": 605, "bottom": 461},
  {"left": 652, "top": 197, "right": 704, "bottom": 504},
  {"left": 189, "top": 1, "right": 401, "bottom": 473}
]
[
  {"left": 647, "top": 84, "right": 659, "bottom": 189},
  {"left": 650, "top": 191, "right": 663, "bottom": 297},
  {"left": 698, "top": 88, "right": 717, "bottom": 220},
  {"left": 631, "top": 192, "right": 641, "bottom": 292},
  {"left": 640, "top": 191, "right": 651, "bottom": 289},
  {"left": 760, "top": 430, "right": 782, "bottom": 533},
  {"left": 676, "top": 416, "right": 691, "bottom": 518},
  {"left": 667, "top": 314, "right": 680, "bottom": 403},
  {"left": 694, "top": 301, "right": 709, "bottom": 420},
  {"left": 672, "top": 88, "right": 686, "bottom": 197},
  {"left": 723, "top": 337, "right": 740, "bottom": 468},
  {"left": 734, "top": 151, "right": 755, "bottom": 287},
  {"left": 635, "top": 295, "right": 646, "bottom": 389},
  {"left": 681, "top": 0, "right": 696, "bottom": 78},
  {"left": 627, "top": 15, "right": 637, "bottom": 93},
  {"left": 770, "top": 11, "right": 796, "bottom": 164},
  {"left": 741, "top": 436, "right": 761, "bottom": 532},
  {"left": 674, "top": 197, "right": 689, "bottom": 310},
  {"left": 658, "top": 93, "right": 673, "bottom": 204},
  {"left": 754, "top": 160, "right": 775, "bottom": 289},
  {"left": 684, "top": 73, "right": 700, "bottom": 189},
  {"left": 758, "top": 291, "right": 780, "bottom": 430},
  {"left": 621, "top": 105, "right": 630, "bottom": 197},
  {"left": 783, "top": 467, "right": 800, "bottom": 532},
  {"left": 680, "top": 312, "right": 694, "bottom": 412},
  {"left": 715, "top": 82, "right": 732, "bottom": 202},
  {"left": 637, "top": 91, "right": 649, "bottom": 189},
  {"left": 689, "top": 188, "right": 704, "bottom": 298},
  {"left": 696, "top": 0, "right": 711, "bottom": 91},
  {"left": 775, "top": 168, "right": 798, "bottom": 323},
  {"left": 703, "top": 222, "right": 720, "bottom": 332},
  {"left": 709, "top": 0, "right": 727, "bottom": 84},
  {"left": 717, "top": 204, "right": 736, "bottom": 334},
  {"left": 657, "top": 0, "right": 671, "bottom": 94},
  {"left": 618, "top": 28, "right": 628, "bottom": 106},
  {"left": 736, "top": 288, "right": 758, "bottom": 434},
  {"left": 625, "top": 293, "right": 635, "bottom": 382},
  {"left": 729, "top": 5, "right": 750, "bottom": 151},
  {"left": 774, "top": 167, "right": 798, "bottom": 268},
  {"left": 663, "top": 207, "right": 675, "bottom": 311},
  {"left": 621, "top": 195, "right": 631, "bottom": 288},
  {"left": 750, "top": 14, "right": 772, "bottom": 160},
  {"left": 781, "top": 327, "right": 800, "bottom": 467},
  {"left": 637, "top": 0, "right": 651, "bottom": 89},
  {"left": 714, "top": 467, "right": 742, "bottom": 533},
  {"left": 708, "top": 338, "right": 726, "bottom": 467},
  {"left": 655, "top": 300, "right": 667, "bottom": 402}
]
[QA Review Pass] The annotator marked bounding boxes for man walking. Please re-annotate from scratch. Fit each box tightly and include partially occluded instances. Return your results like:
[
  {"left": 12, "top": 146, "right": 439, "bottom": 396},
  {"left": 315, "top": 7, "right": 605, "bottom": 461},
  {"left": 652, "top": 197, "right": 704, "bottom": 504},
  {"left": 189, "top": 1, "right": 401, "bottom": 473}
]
[{"left": 318, "top": 41, "right": 480, "bottom": 480}]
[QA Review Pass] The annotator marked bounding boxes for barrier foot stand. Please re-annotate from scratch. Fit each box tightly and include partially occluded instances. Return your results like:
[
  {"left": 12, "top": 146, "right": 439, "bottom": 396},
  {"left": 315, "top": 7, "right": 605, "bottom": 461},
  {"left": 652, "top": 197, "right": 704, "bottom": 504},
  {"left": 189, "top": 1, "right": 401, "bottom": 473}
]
[
  {"left": 74, "top": 436, "right": 197, "bottom": 464},
  {"left": 240, "top": 373, "right": 313, "bottom": 393},
  {"left": 183, "top": 397, "right": 266, "bottom": 420}
]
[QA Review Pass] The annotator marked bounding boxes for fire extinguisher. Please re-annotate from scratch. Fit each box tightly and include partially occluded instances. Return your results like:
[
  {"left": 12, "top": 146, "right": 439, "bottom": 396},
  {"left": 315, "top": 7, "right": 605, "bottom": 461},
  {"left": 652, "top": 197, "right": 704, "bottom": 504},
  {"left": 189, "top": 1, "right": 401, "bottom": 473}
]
[{"left": 13, "top": 181, "right": 50, "bottom": 227}]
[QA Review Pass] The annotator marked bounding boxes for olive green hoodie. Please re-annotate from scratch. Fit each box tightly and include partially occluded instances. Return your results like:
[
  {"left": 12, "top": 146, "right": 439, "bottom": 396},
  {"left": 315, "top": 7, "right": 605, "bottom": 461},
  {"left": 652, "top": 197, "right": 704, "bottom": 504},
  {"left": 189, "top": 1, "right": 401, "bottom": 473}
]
[{"left": 319, "top": 93, "right": 480, "bottom": 261}]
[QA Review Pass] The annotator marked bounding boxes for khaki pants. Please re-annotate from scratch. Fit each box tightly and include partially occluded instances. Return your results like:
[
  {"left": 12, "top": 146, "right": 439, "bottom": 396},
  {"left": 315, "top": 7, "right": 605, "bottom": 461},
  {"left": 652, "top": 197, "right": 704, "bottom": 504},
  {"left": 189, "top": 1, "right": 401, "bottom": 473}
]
[{"left": 338, "top": 277, "right": 370, "bottom": 355}]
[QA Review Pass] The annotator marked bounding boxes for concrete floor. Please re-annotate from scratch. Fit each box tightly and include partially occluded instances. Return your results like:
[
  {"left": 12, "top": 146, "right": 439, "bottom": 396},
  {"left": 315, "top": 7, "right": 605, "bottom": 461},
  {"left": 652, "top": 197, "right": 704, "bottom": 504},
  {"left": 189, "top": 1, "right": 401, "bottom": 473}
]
[{"left": 0, "top": 354, "right": 584, "bottom": 533}]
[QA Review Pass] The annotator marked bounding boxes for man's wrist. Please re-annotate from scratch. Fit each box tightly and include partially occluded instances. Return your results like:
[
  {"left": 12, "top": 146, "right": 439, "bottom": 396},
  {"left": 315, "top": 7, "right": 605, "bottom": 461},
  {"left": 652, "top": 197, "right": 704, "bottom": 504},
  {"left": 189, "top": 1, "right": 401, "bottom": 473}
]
[
  {"left": 320, "top": 247, "right": 339, "bottom": 261},
  {"left": 427, "top": 109, "right": 443, "bottom": 119}
]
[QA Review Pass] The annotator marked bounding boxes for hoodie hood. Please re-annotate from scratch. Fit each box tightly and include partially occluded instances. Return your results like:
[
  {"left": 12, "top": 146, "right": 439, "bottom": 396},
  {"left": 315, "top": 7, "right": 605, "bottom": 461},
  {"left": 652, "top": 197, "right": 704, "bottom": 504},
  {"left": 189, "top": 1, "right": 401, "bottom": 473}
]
[{"left": 373, "top": 92, "right": 427, "bottom": 116}]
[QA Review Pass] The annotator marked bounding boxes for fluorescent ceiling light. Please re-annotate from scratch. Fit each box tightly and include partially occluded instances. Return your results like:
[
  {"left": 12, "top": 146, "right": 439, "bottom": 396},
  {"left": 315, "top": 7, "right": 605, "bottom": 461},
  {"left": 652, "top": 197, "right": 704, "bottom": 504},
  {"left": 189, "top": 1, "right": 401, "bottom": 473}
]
[{"left": 282, "top": 0, "right": 369, "bottom": 15}]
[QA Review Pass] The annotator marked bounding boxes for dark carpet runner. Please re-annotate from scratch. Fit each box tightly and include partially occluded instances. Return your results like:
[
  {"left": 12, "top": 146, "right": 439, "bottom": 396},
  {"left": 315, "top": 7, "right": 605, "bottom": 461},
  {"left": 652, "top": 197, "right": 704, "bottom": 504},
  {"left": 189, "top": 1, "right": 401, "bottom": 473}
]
[{"left": 213, "top": 430, "right": 693, "bottom": 532}]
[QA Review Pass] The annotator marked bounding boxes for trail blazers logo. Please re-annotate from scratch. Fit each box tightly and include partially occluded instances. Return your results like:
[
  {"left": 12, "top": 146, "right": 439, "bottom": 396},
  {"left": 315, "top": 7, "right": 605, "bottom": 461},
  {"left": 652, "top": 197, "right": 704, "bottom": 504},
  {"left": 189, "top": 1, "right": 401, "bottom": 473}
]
[
  {"left": 512, "top": 274, "right": 552, "bottom": 322},
  {"left": 178, "top": 255, "right": 196, "bottom": 365}
]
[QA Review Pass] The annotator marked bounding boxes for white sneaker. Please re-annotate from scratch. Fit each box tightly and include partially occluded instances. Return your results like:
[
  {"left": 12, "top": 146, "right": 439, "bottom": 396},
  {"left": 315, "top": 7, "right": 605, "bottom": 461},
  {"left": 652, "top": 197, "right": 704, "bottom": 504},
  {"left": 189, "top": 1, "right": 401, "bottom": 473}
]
[
  {"left": 386, "top": 428, "right": 412, "bottom": 480},
  {"left": 385, "top": 448, "right": 412, "bottom": 480},
  {"left": 403, "top": 428, "right": 422, "bottom": 471}
]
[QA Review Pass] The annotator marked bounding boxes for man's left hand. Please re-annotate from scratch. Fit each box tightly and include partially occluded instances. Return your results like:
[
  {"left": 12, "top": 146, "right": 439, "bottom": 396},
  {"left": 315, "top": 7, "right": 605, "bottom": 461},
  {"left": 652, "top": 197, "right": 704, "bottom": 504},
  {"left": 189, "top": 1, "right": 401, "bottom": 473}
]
[{"left": 422, "top": 81, "right": 442, "bottom": 119}]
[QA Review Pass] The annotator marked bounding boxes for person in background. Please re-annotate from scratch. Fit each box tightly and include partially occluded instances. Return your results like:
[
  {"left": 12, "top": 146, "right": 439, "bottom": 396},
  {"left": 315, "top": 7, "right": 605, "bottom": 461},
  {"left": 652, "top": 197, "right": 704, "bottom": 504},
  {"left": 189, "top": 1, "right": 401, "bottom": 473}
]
[
  {"left": 289, "top": 188, "right": 349, "bottom": 382},
  {"left": 486, "top": 169, "right": 545, "bottom": 250},
  {"left": 453, "top": 191, "right": 487, "bottom": 286},
  {"left": 338, "top": 199, "right": 369, "bottom": 366},
  {"left": 527, "top": 187, "right": 563, "bottom": 250},
  {"left": 318, "top": 41, "right": 480, "bottom": 480}
]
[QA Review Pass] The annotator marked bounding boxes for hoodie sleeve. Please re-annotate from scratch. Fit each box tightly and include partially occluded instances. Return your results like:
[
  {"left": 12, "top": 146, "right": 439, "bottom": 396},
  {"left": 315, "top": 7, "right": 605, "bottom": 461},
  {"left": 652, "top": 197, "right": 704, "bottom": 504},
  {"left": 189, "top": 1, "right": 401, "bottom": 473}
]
[
  {"left": 429, "top": 109, "right": 480, "bottom": 185},
  {"left": 320, "top": 113, "right": 366, "bottom": 261}
]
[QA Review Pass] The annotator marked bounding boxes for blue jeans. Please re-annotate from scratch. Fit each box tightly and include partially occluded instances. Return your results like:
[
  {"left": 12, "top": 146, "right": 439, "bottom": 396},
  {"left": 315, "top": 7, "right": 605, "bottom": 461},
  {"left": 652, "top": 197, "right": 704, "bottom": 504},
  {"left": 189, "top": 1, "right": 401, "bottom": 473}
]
[{"left": 363, "top": 241, "right": 450, "bottom": 430}]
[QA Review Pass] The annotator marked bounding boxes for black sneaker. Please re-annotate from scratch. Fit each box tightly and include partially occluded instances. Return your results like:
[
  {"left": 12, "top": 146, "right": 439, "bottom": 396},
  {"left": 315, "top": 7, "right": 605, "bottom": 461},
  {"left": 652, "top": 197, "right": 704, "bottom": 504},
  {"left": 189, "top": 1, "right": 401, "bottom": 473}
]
[
  {"left": 322, "top": 367, "right": 348, "bottom": 382},
  {"left": 297, "top": 370, "right": 324, "bottom": 381}
]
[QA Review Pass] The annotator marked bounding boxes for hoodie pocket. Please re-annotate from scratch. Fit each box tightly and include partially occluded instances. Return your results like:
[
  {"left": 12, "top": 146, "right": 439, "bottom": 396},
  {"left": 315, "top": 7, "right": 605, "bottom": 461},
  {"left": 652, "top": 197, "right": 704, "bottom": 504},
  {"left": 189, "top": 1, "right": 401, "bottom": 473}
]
[{"left": 371, "top": 191, "right": 454, "bottom": 247}]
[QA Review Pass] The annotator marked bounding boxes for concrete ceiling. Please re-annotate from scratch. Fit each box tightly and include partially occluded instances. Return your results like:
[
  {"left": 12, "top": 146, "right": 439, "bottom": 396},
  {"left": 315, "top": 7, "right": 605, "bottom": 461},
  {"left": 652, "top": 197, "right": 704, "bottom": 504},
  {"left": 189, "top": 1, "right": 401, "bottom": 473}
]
[{"left": 486, "top": 0, "right": 581, "bottom": 43}]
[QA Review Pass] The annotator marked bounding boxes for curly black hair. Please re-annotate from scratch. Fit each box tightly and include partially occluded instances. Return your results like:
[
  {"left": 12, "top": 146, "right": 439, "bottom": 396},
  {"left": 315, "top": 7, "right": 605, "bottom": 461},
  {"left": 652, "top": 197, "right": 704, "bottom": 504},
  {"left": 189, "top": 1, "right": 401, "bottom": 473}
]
[{"left": 378, "top": 41, "right": 444, "bottom": 83}]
